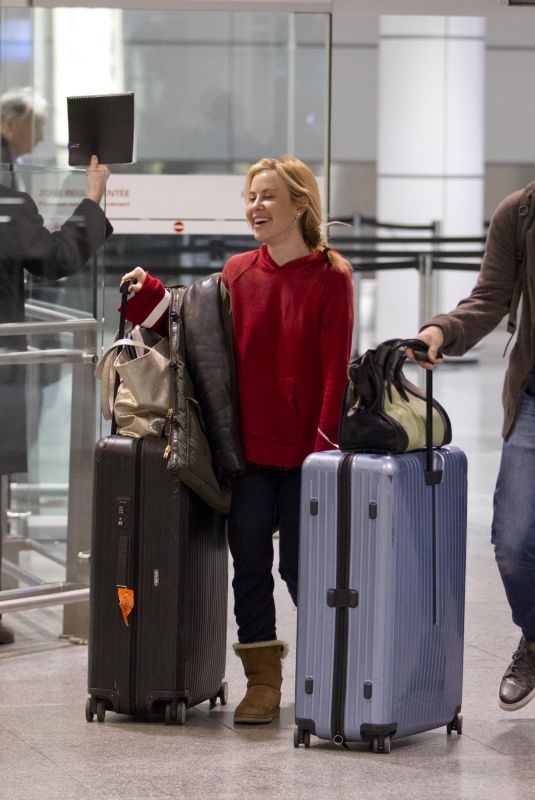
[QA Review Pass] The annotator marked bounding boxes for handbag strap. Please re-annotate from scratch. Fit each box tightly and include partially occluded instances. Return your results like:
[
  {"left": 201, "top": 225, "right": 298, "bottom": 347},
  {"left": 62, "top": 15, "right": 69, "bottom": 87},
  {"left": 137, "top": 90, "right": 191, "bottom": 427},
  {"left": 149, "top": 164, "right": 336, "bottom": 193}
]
[{"left": 95, "top": 338, "right": 159, "bottom": 421}]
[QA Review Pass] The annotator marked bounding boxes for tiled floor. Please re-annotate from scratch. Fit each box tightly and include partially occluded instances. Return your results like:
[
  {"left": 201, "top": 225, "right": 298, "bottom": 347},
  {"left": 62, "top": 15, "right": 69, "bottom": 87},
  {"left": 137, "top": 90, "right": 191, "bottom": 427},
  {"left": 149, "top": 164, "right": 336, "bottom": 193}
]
[{"left": 2, "top": 326, "right": 535, "bottom": 800}]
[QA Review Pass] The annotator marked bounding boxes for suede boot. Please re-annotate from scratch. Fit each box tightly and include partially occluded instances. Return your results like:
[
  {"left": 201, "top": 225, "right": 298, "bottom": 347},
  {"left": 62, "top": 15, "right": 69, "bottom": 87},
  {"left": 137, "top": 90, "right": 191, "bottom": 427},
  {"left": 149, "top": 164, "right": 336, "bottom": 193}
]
[{"left": 233, "top": 640, "right": 288, "bottom": 724}]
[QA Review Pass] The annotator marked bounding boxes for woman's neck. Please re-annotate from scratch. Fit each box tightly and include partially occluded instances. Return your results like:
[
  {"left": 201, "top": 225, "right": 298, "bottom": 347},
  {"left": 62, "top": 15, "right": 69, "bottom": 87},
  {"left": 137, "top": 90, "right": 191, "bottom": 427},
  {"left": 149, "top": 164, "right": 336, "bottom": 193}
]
[{"left": 266, "top": 238, "right": 312, "bottom": 267}]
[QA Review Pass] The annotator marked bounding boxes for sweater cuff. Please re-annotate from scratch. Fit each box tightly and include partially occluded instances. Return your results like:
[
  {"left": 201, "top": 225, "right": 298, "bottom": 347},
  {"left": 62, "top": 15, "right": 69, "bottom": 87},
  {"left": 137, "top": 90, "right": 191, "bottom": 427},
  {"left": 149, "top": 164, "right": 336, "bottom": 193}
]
[{"left": 121, "top": 272, "right": 169, "bottom": 328}]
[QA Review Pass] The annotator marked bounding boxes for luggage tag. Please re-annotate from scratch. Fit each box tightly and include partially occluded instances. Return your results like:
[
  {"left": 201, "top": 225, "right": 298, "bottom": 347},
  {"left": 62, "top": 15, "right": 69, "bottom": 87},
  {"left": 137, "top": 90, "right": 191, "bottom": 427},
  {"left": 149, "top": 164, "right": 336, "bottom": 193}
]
[{"left": 117, "top": 586, "right": 134, "bottom": 627}]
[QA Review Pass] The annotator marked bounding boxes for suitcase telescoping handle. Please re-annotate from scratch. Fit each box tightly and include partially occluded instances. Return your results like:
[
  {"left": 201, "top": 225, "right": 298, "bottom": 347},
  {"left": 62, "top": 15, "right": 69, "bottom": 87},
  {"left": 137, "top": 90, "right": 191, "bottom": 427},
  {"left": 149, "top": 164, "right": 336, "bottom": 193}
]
[
  {"left": 111, "top": 280, "right": 134, "bottom": 435},
  {"left": 402, "top": 339, "right": 444, "bottom": 486}
]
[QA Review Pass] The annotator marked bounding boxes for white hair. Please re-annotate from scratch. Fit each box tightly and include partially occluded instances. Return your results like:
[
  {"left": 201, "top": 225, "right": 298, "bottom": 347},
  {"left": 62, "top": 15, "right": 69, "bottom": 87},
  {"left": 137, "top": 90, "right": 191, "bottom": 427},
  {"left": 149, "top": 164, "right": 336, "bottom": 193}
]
[{"left": 0, "top": 86, "right": 48, "bottom": 121}]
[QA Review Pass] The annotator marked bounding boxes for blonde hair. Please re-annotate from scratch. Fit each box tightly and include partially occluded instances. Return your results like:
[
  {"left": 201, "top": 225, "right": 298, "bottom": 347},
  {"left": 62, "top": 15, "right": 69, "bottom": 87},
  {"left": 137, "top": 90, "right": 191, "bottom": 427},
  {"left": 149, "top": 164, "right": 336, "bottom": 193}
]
[{"left": 244, "top": 155, "right": 350, "bottom": 274}]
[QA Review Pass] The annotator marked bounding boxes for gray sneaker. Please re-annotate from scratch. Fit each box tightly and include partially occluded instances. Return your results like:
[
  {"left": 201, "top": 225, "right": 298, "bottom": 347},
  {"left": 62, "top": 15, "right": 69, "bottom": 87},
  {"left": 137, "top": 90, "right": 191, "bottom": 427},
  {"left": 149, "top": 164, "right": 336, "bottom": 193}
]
[{"left": 498, "top": 636, "right": 535, "bottom": 711}]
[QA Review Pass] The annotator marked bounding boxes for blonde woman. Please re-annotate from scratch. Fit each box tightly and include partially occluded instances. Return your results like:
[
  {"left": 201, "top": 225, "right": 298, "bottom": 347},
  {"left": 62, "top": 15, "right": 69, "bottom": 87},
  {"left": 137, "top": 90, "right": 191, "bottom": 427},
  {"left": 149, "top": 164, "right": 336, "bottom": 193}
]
[{"left": 121, "top": 155, "right": 354, "bottom": 725}]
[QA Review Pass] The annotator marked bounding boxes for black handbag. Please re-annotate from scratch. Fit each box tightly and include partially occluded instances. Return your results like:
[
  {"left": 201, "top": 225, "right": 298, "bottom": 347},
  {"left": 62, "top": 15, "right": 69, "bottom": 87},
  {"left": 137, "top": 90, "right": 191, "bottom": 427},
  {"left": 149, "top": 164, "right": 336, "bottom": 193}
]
[{"left": 338, "top": 338, "right": 452, "bottom": 455}]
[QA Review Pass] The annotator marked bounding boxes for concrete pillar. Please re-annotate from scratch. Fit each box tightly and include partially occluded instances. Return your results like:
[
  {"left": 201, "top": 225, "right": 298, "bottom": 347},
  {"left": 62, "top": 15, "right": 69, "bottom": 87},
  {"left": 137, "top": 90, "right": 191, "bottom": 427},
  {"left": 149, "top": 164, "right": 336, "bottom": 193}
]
[{"left": 375, "top": 16, "right": 485, "bottom": 343}]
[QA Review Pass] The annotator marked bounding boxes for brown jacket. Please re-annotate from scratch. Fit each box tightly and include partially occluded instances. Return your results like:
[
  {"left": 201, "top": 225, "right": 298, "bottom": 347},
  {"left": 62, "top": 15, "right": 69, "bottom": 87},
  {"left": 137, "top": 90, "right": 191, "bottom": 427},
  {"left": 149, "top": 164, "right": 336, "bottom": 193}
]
[{"left": 424, "top": 187, "right": 534, "bottom": 439}]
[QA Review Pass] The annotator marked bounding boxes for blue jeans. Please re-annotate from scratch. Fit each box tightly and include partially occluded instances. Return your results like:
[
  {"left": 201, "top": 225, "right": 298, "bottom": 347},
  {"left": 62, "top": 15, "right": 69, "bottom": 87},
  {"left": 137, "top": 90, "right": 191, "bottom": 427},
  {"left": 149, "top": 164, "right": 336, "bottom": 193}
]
[
  {"left": 492, "top": 391, "right": 535, "bottom": 642},
  {"left": 227, "top": 464, "right": 301, "bottom": 644}
]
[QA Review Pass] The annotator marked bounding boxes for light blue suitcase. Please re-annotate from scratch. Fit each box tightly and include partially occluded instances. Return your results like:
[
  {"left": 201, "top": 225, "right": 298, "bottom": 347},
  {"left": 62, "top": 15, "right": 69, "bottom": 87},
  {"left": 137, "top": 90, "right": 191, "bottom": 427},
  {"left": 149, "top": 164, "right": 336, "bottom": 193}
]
[{"left": 294, "top": 445, "right": 467, "bottom": 753}]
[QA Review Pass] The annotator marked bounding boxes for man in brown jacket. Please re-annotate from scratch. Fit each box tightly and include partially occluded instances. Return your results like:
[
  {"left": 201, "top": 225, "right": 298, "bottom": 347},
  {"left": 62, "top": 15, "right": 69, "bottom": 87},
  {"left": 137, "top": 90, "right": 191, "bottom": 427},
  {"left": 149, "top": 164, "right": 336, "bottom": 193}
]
[{"left": 411, "top": 186, "right": 535, "bottom": 713}]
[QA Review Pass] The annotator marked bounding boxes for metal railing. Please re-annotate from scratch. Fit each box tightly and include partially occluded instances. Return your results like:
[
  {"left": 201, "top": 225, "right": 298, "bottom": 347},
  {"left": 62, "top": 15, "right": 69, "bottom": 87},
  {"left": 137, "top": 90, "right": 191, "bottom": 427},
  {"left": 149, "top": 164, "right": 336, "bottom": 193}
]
[{"left": 0, "top": 301, "right": 97, "bottom": 639}]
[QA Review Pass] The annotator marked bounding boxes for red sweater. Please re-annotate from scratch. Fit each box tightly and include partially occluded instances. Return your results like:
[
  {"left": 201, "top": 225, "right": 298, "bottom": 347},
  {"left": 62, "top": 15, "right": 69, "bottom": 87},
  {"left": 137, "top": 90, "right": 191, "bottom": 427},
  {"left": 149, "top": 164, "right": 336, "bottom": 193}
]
[{"left": 124, "top": 246, "right": 354, "bottom": 468}]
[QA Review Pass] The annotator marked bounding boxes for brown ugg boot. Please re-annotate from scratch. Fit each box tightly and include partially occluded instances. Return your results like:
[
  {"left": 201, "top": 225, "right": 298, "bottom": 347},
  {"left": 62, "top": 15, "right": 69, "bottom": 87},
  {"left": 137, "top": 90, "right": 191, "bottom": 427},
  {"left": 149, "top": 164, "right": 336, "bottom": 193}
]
[{"left": 233, "top": 640, "right": 288, "bottom": 724}]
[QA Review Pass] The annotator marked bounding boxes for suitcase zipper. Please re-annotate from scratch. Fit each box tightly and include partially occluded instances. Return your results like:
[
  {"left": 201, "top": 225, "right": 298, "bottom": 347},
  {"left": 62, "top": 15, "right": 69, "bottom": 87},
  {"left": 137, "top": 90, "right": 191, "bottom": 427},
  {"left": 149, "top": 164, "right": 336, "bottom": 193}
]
[{"left": 330, "top": 454, "right": 354, "bottom": 746}]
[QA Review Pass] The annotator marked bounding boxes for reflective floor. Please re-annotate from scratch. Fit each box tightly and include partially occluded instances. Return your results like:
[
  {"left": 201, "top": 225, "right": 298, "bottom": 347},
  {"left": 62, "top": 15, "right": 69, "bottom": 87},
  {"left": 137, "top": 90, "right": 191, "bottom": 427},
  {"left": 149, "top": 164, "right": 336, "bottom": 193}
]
[{"left": 2, "top": 325, "right": 534, "bottom": 800}]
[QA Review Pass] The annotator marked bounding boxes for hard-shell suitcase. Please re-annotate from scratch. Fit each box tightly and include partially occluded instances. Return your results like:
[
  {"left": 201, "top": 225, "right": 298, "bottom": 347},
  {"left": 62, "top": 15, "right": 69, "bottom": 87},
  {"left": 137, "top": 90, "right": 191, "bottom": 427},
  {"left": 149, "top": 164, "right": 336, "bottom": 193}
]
[
  {"left": 85, "top": 281, "right": 228, "bottom": 725},
  {"left": 294, "top": 361, "right": 467, "bottom": 753},
  {"left": 294, "top": 447, "right": 467, "bottom": 752},
  {"left": 85, "top": 434, "right": 228, "bottom": 725}
]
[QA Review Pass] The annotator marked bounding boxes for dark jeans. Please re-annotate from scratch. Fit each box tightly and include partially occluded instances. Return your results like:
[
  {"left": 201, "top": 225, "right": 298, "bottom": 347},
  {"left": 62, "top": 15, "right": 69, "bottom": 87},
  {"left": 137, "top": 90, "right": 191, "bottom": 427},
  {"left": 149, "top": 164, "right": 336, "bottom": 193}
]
[
  {"left": 492, "top": 391, "right": 535, "bottom": 641},
  {"left": 227, "top": 464, "right": 301, "bottom": 644}
]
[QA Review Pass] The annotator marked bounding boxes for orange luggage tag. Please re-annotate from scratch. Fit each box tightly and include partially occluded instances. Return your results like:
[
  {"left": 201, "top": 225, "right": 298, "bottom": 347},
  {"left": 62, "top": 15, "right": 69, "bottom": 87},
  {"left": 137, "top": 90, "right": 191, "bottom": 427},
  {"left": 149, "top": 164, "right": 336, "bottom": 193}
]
[{"left": 117, "top": 586, "right": 134, "bottom": 627}]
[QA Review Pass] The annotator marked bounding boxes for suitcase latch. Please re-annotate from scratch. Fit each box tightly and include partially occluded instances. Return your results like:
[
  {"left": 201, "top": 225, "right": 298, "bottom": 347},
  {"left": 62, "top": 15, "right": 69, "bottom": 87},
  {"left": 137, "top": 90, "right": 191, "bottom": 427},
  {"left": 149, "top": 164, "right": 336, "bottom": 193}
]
[{"left": 326, "top": 589, "right": 359, "bottom": 608}]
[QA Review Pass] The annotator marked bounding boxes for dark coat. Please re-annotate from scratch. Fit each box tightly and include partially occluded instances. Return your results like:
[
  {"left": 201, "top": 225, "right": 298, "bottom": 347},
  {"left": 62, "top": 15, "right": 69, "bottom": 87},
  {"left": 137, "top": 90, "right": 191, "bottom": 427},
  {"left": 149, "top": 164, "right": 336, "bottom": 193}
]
[
  {"left": 182, "top": 274, "right": 245, "bottom": 481},
  {"left": 0, "top": 184, "right": 112, "bottom": 473}
]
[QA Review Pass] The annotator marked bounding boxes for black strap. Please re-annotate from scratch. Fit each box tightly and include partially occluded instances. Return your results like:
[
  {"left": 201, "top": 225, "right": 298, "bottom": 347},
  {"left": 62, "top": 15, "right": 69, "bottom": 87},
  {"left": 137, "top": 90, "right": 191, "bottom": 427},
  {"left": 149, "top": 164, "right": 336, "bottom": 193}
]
[
  {"left": 116, "top": 534, "right": 130, "bottom": 588},
  {"left": 111, "top": 281, "right": 134, "bottom": 435}
]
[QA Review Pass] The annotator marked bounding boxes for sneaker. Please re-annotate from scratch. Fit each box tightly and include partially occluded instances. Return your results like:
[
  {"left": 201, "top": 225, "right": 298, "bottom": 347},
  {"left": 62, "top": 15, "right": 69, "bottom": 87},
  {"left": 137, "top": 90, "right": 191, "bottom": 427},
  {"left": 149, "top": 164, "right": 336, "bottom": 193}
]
[
  {"left": 0, "top": 618, "right": 15, "bottom": 645},
  {"left": 498, "top": 636, "right": 535, "bottom": 711}
]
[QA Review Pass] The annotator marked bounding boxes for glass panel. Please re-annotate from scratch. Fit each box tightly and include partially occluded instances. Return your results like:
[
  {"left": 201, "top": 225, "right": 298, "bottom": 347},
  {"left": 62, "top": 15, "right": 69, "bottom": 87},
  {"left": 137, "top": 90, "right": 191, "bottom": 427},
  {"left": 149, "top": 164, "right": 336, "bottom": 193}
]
[
  {"left": 118, "top": 10, "right": 328, "bottom": 173},
  {"left": 0, "top": 6, "right": 331, "bottom": 638},
  {"left": 0, "top": 159, "right": 104, "bottom": 605}
]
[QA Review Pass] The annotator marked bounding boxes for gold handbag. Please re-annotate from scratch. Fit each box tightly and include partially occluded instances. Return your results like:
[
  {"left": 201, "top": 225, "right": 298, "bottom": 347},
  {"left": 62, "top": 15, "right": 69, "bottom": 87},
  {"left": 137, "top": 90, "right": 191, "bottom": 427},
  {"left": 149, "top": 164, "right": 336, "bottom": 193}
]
[{"left": 94, "top": 326, "right": 170, "bottom": 438}]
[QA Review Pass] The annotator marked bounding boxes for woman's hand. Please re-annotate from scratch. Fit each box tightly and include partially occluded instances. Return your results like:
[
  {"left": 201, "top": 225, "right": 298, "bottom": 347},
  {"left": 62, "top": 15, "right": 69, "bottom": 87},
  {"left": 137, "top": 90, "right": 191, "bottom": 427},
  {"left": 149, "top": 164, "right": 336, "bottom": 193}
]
[
  {"left": 405, "top": 326, "right": 445, "bottom": 370},
  {"left": 85, "top": 154, "right": 110, "bottom": 204},
  {"left": 121, "top": 266, "right": 147, "bottom": 293}
]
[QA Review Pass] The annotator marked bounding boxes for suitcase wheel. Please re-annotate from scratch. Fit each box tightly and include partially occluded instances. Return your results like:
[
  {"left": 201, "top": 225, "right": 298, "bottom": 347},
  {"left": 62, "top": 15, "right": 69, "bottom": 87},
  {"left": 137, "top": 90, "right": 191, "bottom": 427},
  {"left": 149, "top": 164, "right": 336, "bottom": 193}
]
[
  {"left": 370, "top": 735, "right": 391, "bottom": 755},
  {"left": 447, "top": 714, "right": 463, "bottom": 735},
  {"left": 85, "top": 697, "right": 95, "bottom": 723},
  {"left": 96, "top": 700, "right": 106, "bottom": 723},
  {"left": 293, "top": 726, "right": 310, "bottom": 748},
  {"left": 165, "top": 700, "right": 186, "bottom": 725},
  {"left": 210, "top": 681, "right": 229, "bottom": 709}
]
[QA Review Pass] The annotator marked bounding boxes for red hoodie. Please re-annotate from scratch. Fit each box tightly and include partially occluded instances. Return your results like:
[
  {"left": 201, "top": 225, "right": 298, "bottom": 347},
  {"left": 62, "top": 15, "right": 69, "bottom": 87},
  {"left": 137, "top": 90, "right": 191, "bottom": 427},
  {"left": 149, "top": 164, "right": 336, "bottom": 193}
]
[{"left": 124, "top": 245, "right": 354, "bottom": 468}]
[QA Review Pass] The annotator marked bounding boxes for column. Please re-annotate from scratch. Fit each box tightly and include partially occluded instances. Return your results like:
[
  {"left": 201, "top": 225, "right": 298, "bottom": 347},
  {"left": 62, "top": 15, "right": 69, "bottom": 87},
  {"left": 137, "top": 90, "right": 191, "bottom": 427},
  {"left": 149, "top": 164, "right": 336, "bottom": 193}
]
[{"left": 375, "top": 16, "right": 485, "bottom": 343}]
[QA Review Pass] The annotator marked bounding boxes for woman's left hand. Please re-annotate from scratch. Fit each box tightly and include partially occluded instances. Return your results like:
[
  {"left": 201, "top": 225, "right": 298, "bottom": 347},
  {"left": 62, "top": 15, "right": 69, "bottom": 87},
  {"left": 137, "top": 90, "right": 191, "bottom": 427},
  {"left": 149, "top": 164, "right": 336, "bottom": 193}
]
[{"left": 120, "top": 266, "right": 147, "bottom": 293}]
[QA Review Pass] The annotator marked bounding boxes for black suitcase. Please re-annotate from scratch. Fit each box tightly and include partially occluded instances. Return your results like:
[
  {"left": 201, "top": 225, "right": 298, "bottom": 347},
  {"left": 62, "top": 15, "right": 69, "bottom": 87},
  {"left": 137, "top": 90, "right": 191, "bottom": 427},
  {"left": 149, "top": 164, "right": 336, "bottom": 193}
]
[
  {"left": 85, "top": 435, "right": 228, "bottom": 725},
  {"left": 85, "top": 282, "right": 228, "bottom": 725}
]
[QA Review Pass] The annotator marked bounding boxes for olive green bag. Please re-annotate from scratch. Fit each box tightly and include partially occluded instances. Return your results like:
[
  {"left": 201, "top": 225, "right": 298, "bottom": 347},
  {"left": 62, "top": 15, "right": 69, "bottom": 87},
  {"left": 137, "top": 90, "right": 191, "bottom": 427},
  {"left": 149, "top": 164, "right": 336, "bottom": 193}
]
[{"left": 338, "top": 338, "right": 452, "bottom": 454}]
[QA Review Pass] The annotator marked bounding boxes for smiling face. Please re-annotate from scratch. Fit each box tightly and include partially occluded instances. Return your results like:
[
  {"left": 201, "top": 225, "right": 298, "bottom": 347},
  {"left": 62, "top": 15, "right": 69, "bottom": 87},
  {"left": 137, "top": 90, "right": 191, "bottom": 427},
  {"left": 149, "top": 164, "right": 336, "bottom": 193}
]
[{"left": 246, "top": 169, "right": 304, "bottom": 247}]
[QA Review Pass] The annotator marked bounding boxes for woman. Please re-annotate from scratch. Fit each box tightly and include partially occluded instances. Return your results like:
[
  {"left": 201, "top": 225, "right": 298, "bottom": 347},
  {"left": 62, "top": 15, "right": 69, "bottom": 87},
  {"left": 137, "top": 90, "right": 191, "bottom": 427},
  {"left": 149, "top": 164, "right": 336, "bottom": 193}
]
[{"left": 121, "top": 155, "right": 354, "bottom": 724}]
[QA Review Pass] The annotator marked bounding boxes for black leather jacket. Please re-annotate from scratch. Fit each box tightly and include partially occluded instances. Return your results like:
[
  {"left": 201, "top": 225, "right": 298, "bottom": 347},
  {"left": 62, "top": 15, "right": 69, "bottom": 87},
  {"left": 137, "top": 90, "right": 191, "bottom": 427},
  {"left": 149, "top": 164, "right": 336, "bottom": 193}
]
[{"left": 182, "top": 274, "right": 245, "bottom": 480}]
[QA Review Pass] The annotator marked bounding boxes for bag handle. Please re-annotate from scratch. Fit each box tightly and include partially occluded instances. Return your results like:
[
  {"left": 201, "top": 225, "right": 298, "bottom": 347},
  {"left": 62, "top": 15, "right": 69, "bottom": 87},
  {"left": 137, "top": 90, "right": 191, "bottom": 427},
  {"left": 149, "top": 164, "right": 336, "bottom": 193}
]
[{"left": 394, "top": 339, "right": 444, "bottom": 485}]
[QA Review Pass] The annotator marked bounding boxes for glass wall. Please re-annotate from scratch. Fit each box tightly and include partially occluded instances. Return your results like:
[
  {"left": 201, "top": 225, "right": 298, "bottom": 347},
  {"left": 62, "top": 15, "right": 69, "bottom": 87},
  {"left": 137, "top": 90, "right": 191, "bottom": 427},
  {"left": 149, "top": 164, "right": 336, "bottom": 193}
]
[{"left": 0, "top": 6, "right": 331, "bottom": 637}]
